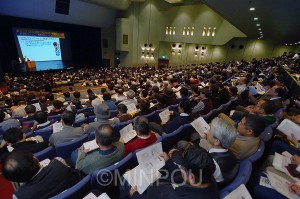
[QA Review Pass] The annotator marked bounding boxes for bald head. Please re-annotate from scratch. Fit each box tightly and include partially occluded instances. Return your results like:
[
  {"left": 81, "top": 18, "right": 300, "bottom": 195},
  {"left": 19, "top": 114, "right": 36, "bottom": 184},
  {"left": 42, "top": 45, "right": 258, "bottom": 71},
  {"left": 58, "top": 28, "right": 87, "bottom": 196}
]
[
  {"left": 95, "top": 124, "right": 115, "bottom": 146},
  {"left": 2, "top": 151, "right": 40, "bottom": 182}
]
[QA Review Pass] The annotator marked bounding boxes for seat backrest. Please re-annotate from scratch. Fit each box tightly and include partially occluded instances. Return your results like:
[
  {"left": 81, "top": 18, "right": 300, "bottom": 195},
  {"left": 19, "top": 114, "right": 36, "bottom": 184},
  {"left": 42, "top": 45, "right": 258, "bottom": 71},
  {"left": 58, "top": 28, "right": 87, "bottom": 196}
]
[
  {"left": 169, "top": 104, "right": 179, "bottom": 112},
  {"left": 34, "top": 127, "right": 53, "bottom": 142},
  {"left": 49, "top": 175, "right": 92, "bottom": 199},
  {"left": 247, "top": 141, "right": 265, "bottom": 163},
  {"left": 55, "top": 134, "right": 88, "bottom": 158},
  {"left": 202, "top": 111, "right": 213, "bottom": 122},
  {"left": 109, "top": 110, "right": 118, "bottom": 119},
  {"left": 91, "top": 153, "right": 134, "bottom": 190},
  {"left": 259, "top": 126, "right": 273, "bottom": 142},
  {"left": 161, "top": 125, "right": 184, "bottom": 151},
  {"left": 143, "top": 111, "right": 155, "bottom": 121},
  {"left": 48, "top": 114, "right": 62, "bottom": 121},
  {"left": 219, "top": 159, "right": 252, "bottom": 196},
  {"left": 73, "top": 117, "right": 88, "bottom": 127},
  {"left": 88, "top": 115, "right": 96, "bottom": 123},
  {"left": 34, "top": 146, "right": 55, "bottom": 161}
]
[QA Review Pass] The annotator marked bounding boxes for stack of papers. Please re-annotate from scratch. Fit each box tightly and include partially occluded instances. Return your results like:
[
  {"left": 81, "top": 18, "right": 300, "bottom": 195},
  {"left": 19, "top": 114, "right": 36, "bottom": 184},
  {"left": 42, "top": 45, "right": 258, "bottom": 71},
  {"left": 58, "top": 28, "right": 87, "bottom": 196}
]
[
  {"left": 47, "top": 105, "right": 54, "bottom": 113},
  {"left": 159, "top": 109, "right": 170, "bottom": 124},
  {"left": 277, "top": 119, "right": 300, "bottom": 140},
  {"left": 123, "top": 142, "right": 165, "bottom": 194},
  {"left": 249, "top": 83, "right": 265, "bottom": 95},
  {"left": 120, "top": 123, "right": 137, "bottom": 143},
  {"left": 191, "top": 117, "right": 210, "bottom": 137}
]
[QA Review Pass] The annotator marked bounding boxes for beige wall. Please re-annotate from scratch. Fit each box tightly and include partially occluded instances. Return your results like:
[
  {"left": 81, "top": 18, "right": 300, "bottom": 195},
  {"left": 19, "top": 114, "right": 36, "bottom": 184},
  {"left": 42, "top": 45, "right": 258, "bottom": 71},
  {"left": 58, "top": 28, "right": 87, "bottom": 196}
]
[
  {"left": 101, "top": 26, "right": 116, "bottom": 66},
  {"left": 106, "top": 0, "right": 299, "bottom": 67}
]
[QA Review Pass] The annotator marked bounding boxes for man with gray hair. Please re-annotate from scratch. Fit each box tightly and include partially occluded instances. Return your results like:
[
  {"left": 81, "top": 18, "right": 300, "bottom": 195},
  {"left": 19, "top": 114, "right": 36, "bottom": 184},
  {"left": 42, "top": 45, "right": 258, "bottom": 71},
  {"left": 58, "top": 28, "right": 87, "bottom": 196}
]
[
  {"left": 119, "top": 89, "right": 137, "bottom": 106},
  {"left": 206, "top": 117, "right": 239, "bottom": 186},
  {"left": 181, "top": 117, "right": 238, "bottom": 186}
]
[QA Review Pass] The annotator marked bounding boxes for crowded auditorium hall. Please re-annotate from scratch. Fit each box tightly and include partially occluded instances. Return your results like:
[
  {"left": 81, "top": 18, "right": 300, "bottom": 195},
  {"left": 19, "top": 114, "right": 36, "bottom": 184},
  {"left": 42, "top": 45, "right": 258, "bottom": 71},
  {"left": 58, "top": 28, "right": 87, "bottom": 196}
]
[{"left": 1, "top": 0, "right": 300, "bottom": 198}]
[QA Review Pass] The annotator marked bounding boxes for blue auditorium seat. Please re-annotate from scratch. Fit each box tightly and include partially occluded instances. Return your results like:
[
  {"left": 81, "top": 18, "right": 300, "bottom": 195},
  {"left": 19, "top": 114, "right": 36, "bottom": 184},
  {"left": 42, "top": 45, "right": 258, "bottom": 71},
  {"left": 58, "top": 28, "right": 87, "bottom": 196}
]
[
  {"left": 55, "top": 134, "right": 88, "bottom": 158},
  {"left": 161, "top": 125, "right": 183, "bottom": 151},
  {"left": 247, "top": 141, "right": 265, "bottom": 163},
  {"left": 49, "top": 175, "right": 92, "bottom": 199},
  {"left": 114, "top": 120, "right": 133, "bottom": 137},
  {"left": 73, "top": 117, "right": 88, "bottom": 127},
  {"left": 34, "top": 127, "right": 53, "bottom": 142},
  {"left": 34, "top": 146, "right": 55, "bottom": 161},
  {"left": 219, "top": 159, "right": 252, "bottom": 198}
]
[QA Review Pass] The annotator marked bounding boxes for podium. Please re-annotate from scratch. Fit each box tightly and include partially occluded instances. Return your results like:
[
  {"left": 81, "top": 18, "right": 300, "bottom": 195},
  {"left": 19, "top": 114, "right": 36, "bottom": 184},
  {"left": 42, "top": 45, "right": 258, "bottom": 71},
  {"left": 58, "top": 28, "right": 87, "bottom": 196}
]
[{"left": 26, "top": 61, "right": 36, "bottom": 71}]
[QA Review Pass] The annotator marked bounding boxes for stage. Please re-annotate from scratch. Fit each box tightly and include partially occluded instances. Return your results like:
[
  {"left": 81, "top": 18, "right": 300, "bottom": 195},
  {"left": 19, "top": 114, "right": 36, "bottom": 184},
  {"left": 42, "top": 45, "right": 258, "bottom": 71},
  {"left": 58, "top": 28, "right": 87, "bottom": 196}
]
[{"left": 20, "top": 60, "right": 67, "bottom": 72}]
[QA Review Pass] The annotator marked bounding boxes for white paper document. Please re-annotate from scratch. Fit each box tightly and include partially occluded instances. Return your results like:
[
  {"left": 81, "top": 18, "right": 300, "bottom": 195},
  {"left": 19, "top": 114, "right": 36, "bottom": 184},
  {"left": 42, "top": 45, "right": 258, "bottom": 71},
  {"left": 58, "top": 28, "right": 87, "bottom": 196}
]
[
  {"left": 259, "top": 176, "right": 273, "bottom": 189},
  {"left": 267, "top": 171, "right": 300, "bottom": 199},
  {"left": 40, "top": 159, "right": 51, "bottom": 167},
  {"left": 83, "top": 192, "right": 111, "bottom": 199},
  {"left": 272, "top": 152, "right": 291, "bottom": 173},
  {"left": 53, "top": 122, "right": 63, "bottom": 133},
  {"left": 277, "top": 119, "right": 300, "bottom": 140},
  {"left": 224, "top": 184, "right": 252, "bottom": 199},
  {"left": 159, "top": 109, "right": 170, "bottom": 124},
  {"left": 120, "top": 123, "right": 137, "bottom": 143},
  {"left": 191, "top": 116, "right": 210, "bottom": 137},
  {"left": 123, "top": 165, "right": 161, "bottom": 194},
  {"left": 32, "top": 103, "right": 41, "bottom": 111},
  {"left": 127, "top": 103, "right": 137, "bottom": 113},
  {"left": 175, "top": 91, "right": 181, "bottom": 99},
  {"left": 136, "top": 142, "right": 165, "bottom": 174},
  {"left": 47, "top": 105, "right": 54, "bottom": 113},
  {"left": 83, "top": 139, "right": 98, "bottom": 152}
]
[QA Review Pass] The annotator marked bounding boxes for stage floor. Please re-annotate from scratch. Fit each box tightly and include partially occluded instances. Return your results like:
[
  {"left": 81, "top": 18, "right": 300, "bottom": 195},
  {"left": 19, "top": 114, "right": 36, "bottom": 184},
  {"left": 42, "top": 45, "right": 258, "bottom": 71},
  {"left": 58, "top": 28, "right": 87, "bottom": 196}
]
[{"left": 21, "top": 61, "right": 66, "bottom": 72}]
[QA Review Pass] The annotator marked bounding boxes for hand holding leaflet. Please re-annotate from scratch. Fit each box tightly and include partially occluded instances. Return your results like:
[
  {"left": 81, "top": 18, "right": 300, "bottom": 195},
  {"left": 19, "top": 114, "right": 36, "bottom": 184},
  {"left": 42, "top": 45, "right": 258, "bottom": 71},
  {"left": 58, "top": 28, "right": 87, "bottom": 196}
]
[
  {"left": 191, "top": 116, "right": 210, "bottom": 137},
  {"left": 159, "top": 109, "right": 170, "bottom": 124},
  {"left": 120, "top": 123, "right": 137, "bottom": 143}
]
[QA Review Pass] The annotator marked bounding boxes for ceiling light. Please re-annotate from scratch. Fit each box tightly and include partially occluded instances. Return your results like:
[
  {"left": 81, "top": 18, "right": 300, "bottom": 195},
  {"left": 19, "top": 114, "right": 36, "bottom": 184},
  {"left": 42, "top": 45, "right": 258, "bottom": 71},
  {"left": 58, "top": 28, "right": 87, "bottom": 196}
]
[
  {"left": 295, "top": 43, "right": 298, "bottom": 44},
  {"left": 290, "top": 44, "right": 293, "bottom": 45},
  {"left": 285, "top": 44, "right": 288, "bottom": 45},
  {"left": 298, "top": 42, "right": 300, "bottom": 44},
  {"left": 256, "top": 24, "right": 260, "bottom": 26},
  {"left": 259, "top": 31, "right": 262, "bottom": 33},
  {"left": 258, "top": 28, "right": 262, "bottom": 30},
  {"left": 250, "top": 7, "right": 255, "bottom": 11},
  {"left": 254, "top": 18, "right": 258, "bottom": 20}
]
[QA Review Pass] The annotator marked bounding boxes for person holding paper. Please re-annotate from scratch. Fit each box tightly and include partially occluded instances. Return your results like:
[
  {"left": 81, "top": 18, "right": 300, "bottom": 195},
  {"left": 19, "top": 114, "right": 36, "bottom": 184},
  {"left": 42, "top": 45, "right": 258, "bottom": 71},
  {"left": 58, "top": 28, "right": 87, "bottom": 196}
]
[
  {"left": 19, "top": 104, "right": 36, "bottom": 125},
  {"left": 229, "top": 114, "right": 266, "bottom": 160},
  {"left": 124, "top": 117, "right": 157, "bottom": 155},
  {"left": 0, "top": 128, "right": 48, "bottom": 158},
  {"left": 126, "top": 146, "right": 219, "bottom": 199},
  {"left": 119, "top": 90, "right": 137, "bottom": 106},
  {"left": 48, "top": 100, "right": 64, "bottom": 116},
  {"left": 31, "top": 111, "right": 56, "bottom": 132},
  {"left": 2, "top": 151, "right": 81, "bottom": 199},
  {"left": 49, "top": 111, "right": 85, "bottom": 146},
  {"left": 74, "top": 124, "right": 125, "bottom": 174},
  {"left": 181, "top": 117, "right": 238, "bottom": 186},
  {"left": 150, "top": 100, "right": 193, "bottom": 135},
  {"left": 116, "top": 104, "right": 133, "bottom": 122}
]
